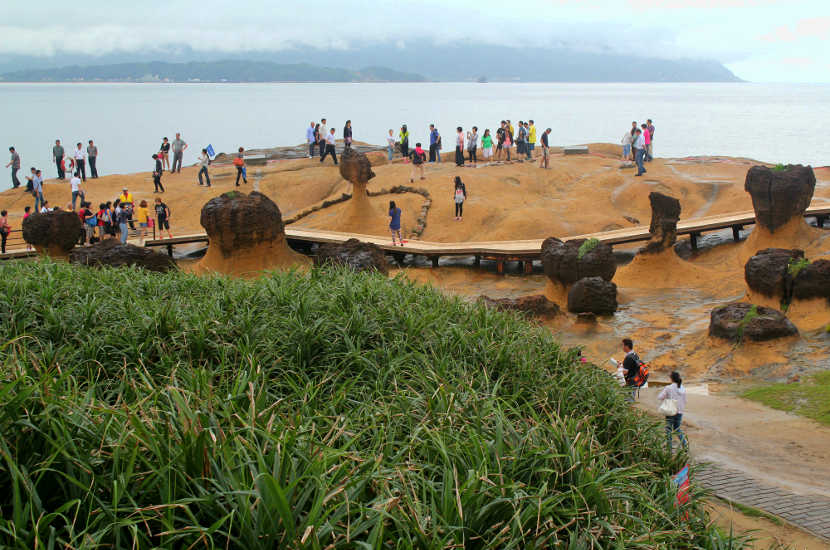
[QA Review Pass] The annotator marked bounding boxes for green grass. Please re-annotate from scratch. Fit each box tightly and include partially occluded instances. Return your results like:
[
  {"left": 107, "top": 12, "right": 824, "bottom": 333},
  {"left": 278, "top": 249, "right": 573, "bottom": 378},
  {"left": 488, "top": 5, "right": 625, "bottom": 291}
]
[
  {"left": 772, "top": 164, "right": 788, "bottom": 172},
  {"left": 577, "top": 238, "right": 599, "bottom": 260},
  {"left": 743, "top": 372, "right": 830, "bottom": 426},
  {"left": 736, "top": 305, "right": 759, "bottom": 344},
  {"left": 786, "top": 257, "right": 810, "bottom": 278},
  {"left": 0, "top": 260, "right": 750, "bottom": 548}
]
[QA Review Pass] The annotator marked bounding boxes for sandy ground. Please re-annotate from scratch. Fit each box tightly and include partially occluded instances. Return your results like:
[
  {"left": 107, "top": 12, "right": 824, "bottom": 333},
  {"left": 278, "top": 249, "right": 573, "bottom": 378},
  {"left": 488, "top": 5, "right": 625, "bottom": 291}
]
[{"left": 708, "top": 500, "right": 830, "bottom": 549}]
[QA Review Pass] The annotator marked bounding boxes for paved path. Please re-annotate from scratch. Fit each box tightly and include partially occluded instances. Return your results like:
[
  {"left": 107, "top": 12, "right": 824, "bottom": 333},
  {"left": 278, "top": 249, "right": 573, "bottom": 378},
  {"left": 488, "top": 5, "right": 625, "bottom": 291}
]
[{"left": 696, "top": 464, "right": 830, "bottom": 541}]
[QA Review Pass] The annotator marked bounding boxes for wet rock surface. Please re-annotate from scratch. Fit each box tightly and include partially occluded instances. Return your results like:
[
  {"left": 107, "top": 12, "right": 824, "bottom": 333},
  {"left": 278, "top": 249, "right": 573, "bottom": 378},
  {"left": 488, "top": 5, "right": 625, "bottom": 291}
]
[
  {"left": 200, "top": 191, "right": 285, "bottom": 257},
  {"left": 567, "top": 276, "right": 618, "bottom": 315},
  {"left": 69, "top": 239, "right": 177, "bottom": 272},
  {"left": 339, "top": 147, "right": 376, "bottom": 185},
  {"left": 709, "top": 303, "right": 798, "bottom": 342},
  {"left": 314, "top": 238, "right": 388, "bottom": 274},
  {"left": 22, "top": 210, "right": 83, "bottom": 256},
  {"left": 792, "top": 259, "right": 830, "bottom": 301},
  {"left": 641, "top": 191, "right": 681, "bottom": 254},
  {"left": 744, "top": 165, "right": 816, "bottom": 232},
  {"left": 541, "top": 237, "right": 616, "bottom": 286},
  {"left": 479, "top": 294, "right": 560, "bottom": 317},
  {"left": 744, "top": 248, "right": 805, "bottom": 298}
]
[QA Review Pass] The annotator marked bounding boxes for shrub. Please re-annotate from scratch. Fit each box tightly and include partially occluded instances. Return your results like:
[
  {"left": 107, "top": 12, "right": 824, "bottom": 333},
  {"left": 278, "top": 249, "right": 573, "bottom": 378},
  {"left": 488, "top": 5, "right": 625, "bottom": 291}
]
[
  {"left": 577, "top": 238, "right": 600, "bottom": 260},
  {"left": 787, "top": 257, "right": 810, "bottom": 278}
]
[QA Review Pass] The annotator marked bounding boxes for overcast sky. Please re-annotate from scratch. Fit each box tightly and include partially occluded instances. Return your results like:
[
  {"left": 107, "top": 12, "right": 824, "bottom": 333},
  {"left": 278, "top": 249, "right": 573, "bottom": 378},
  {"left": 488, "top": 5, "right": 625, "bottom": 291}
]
[{"left": 2, "top": 0, "right": 829, "bottom": 82}]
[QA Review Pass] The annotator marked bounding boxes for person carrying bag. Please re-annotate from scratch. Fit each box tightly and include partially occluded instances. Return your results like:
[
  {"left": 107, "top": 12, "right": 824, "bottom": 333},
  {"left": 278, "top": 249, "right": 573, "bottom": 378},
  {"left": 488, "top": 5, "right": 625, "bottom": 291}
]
[{"left": 657, "top": 371, "right": 688, "bottom": 453}]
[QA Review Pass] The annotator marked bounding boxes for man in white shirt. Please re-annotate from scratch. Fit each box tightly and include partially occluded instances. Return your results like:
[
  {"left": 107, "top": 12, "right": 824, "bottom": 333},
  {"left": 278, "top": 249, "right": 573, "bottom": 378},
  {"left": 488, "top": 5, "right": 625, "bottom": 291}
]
[
  {"left": 320, "top": 128, "right": 338, "bottom": 165},
  {"left": 306, "top": 121, "right": 316, "bottom": 158},
  {"left": 70, "top": 174, "right": 84, "bottom": 210},
  {"left": 318, "top": 118, "right": 328, "bottom": 153},
  {"left": 633, "top": 129, "right": 646, "bottom": 176},
  {"left": 73, "top": 142, "right": 87, "bottom": 181}
]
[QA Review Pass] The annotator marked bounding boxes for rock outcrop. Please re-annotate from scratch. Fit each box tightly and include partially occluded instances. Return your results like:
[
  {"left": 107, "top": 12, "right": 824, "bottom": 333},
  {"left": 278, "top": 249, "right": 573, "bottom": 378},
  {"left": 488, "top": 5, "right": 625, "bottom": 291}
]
[
  {"left": 337, "top": 148, "right": 380, "bottom": 233},
  {"left": 69, "top": 240, "right": 177, "bottom": 272},
  {"left": 709, "top": 303, "right": 798, "bottom": 342},
  {"left": 792, "top": 260, "right": 830, "bottom": 301},
  {"left": 314, "top": 238, "right": 388, "bottom": 274},
  {"left": 744, "top": 165, "right": 816, "bottom": 233},
  {"left": 195, "top": 191, "right": 310, "bottom": 276},
  {"left": 22, "top": 210, "right": 83, "bottom": 258},
  {"left": 479, "top": 294, "right": 560, "bottom": 317},
  {"left": 744, "top": 248, "right": 805, "bottom": 298},
  {"left": 640, "top": 192, "right": 681, "bottom": 254},
  {"left": 567, "top": 277, "right": 618, "bottom": 315},
  {"left": 541, "top": 238, "right": 616, "bottom": 286},
  {"left": 339, "top": 147, "right": 376, "bottom": 186}
]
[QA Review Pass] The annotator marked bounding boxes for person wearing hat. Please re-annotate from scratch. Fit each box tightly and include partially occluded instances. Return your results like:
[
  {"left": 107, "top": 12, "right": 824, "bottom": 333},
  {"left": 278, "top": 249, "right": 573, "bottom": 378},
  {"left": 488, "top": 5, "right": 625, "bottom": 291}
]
[{"left": 118, "top": 186, "right": 136, "bottom": 231}]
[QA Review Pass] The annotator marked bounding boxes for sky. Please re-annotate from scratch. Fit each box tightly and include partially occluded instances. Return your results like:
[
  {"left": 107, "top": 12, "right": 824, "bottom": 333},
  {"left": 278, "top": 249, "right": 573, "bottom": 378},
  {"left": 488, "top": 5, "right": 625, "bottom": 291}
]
[{"left": 2, "top": 0, "right": 829, "bottom": 83}]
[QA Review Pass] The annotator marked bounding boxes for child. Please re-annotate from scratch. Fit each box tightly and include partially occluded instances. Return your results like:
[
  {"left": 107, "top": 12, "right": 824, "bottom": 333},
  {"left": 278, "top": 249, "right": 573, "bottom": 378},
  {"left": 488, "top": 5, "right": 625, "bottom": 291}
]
[
  {"left": 136, "top": 199, "right": 150, "bottom": 244},
  {"left": 154, "top": 197, "right": 173, "bottom": 239},
  {"left": 388, "top": 200, "right": 403, "bottom": 247}
]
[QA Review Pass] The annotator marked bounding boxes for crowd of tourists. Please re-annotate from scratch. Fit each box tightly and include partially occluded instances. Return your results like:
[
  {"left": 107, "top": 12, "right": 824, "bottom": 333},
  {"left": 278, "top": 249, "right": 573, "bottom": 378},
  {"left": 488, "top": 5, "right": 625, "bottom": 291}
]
[{"left": 620, "top": 119, "right": 656, "bottom": 176}]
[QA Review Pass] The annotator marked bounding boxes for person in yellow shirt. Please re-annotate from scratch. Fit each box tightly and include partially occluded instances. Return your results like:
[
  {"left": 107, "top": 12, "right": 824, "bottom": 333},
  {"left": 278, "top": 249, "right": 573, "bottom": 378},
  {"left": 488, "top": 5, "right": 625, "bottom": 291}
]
[
  {"left": 135, "top": 199, "right": 149, "bottom": 244},
  {"left": 118, "top": 187, "right": 136, "bottom": 231},
  {"left": 118, "top": 187, "right": 134, "bottom": 206},
  {"left": 527, "top": 120, "right": 536, "bottom": 160}
]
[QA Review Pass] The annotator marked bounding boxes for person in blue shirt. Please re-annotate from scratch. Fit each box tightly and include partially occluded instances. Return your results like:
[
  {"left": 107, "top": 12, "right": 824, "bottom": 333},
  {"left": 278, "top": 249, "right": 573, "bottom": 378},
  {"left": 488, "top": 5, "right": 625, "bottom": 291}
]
[
  {"left": 429, "top": 124, "right": 439, "bottom": 162},
  {"left": 388, "top": 200, "right": 403, "bottom": 247},
  {"left": 306, "top": 121, "right": 317, "bottom": 158}
]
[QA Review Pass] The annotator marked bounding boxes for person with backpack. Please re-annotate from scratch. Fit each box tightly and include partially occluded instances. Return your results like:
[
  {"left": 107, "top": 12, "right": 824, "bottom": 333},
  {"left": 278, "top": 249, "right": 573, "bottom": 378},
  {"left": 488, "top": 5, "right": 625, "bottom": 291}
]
[
  {"left": 388, "top": 200, "right": 403, "bottom": 247},
  {"left": 620, "top": 338, "right": 647, "bottom": 401},
  {"left": 234, "top": 147, "right": 248, "bottom": 184},
  {"left": 453, "top": 176, "right": 467, "bottom": 221},
  {"left": 658, "top": 371, "right": 688, "bottom": 452},
  {"left": 409, "top": 142, "right": 426, "bottom": 182}
]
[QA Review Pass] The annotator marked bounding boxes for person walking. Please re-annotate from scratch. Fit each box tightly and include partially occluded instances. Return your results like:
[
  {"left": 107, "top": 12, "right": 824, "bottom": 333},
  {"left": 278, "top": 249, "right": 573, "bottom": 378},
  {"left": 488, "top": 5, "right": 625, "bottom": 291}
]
[
  {"left": 116, "top": 201, "right": 130, "bottom": 244},
  {"left": 527, "top": 120, "right": 536, "bottom": 159},
  {"left": 171, "top": 133, "right": 188, "bottom": 173},
  {"left": 160, "top": 137, "right": 171, "bottom": 171},
  {"left": 87, "top": 140, "right": 99, "bottom": 178},
  {"left": 6, "top": 147, "right": 21, "bottom": 189},
  {"left": 621, "top": 128, "right": 634, "bottom": 161},
  {"left": 539, "top": 128, "right": 552, "bottom": 169},
  {"left": 306, "top": 121, "right": 317, "bottom": 158},
  {"left": 320, "top": 130, "right": 338, "bottom": 165},
  {"left": 318, "top": 118, "right": 328, "bottom": 153},
  {"left": 453, "top": 176, "right": 467, "bottom": 221},
  {"left": 234, "top": 147, "right": 248, "bottom": 184},
  {"left": 152, "top": 154, "right": 165, "bottom": 192},
  {"left": 619, "top": 338, "right": 644, "bottom": 401},
  {"left": 428, "top": 124, "right": 439, "bottom": 162},
  {"left": 53, "top": 140, "right": 65, "bottom": 180},
  {"left": 455, "top": 127, "right": 465, "bottom": 167},
  {"left": 73, "top": 143, "right": 87, "bottom": 181},
  {"left": 398, "top": 125, "right": 409, "bottom": 161},
  {"left": 343, "top": 120, "right": 353, "bottom": 148},
  {"left": 658, "top": 371, "right": 688, "bottom": 453},
  {"left": 481, "top": 129, "right": 493, "bottom": 163},
  {"left": 386, "top": 129, "right": 395, "bottom": 161},
  {"left": 198, "top": 148, "right": 211, "bottom": 186},
  {"left": 154, "top": 197, "right": 173, "bottom": 239},
  {"left": 0, "top": 210, "right": 10, "bottom": 254},
  {"left": 409, "top": 143, "right": 426, "bottom": 182},
  {"left": 388, "top": 200, "right": 403, "bottom": 247},
  {"left": 32, "top": 170, "right": 44, "bottom": 212},
  {"left": 467, "top": 126, "right": 478, "bottom": 166},
  {"left": 633, "top": 128, "right": 646, "bottom": 176},
  {"left": 70, "top": 173, "right": 84, "bottom": 210},
  {"left": 646, "top": 119, "right": 656, "bottom": 161}
]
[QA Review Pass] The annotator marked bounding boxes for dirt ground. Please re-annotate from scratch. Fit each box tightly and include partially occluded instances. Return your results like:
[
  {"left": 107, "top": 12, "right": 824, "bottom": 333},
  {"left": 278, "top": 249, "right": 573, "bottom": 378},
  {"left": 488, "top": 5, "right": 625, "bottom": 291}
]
[{"left": 707, "top": 500, "right": 830, "bottom": 549}]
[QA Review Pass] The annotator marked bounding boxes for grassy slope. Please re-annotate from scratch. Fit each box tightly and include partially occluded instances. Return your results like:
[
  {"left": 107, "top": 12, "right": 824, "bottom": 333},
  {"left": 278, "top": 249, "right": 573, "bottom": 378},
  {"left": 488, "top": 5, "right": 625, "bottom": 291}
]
[
  {"left": 0, "top": 260, "right": 747, "bottom": 549},
  {"left": 743, "top": 371, "right": 830, "bottom": 426}
]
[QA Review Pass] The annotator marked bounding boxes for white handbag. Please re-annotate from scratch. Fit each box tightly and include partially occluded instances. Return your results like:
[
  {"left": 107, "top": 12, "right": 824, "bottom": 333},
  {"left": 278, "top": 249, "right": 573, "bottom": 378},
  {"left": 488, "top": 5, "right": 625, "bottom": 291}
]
[{"left": 658, "top": 398, "right": 678, "bottom": 416}]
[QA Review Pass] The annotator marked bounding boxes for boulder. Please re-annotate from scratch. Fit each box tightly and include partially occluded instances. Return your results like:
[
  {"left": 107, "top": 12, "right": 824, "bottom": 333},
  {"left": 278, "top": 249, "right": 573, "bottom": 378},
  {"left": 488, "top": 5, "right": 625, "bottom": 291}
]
[
  {"left": 567, "top": 276, "right": 618, "bottom": 315},
  {"left": 195, "top": 191, "right": 310, "bottom": 275},
  {"left": 22, "top": 210, "right": 83, "bottom": 257},
  {"left": 792, "top": 259, "right": 830, "bottom": 301},
  {"left": 69, "top": 239, "right": 177, "bottom": 272},
  {"left": 541, "top": 237, "right": 616, "bottom": 286},
  {"left": 339, "top": 147, "right": 376, "bottom": 186},
  {"left": 640, "top": 192, "right": 681, "bottom": 254},
  {"left": 479, "top": 294, "right": 560, "bottom": 317},
  {"left": 337, "top": 148, "right": 380, "bottom": 233},
  {"left": 744, "top": 165, "right": 816, "bottom": 232},
  {"left": 709, "top": 303, "right": 798, "bottom": 342},
  {"left": 314, "top": 238, "right": 388, "bottom": 274},
  {"left": 744, "top": 248, "right": 804, "bottom": 298}
]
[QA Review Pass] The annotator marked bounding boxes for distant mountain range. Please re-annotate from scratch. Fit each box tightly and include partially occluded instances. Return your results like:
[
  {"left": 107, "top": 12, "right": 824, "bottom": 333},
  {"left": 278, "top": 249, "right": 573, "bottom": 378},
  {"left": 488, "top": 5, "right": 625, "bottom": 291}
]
[{"left": 0, "top": 41, "right": 743, "bottom": 83}]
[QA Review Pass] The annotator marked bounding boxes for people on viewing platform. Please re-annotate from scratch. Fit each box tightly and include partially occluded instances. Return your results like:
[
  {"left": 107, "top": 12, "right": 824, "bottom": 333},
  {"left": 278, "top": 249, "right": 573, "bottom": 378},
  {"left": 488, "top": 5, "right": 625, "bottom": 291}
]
[
  {"left": 74, "top": 142, "right": 87, "bottom": 181},
  {"left": 53, "top": 139, "right": 65, "bottom": 180},
  {"left": 87, "top": 140, "right": 99, "bottom": 178},
  {"left": 633, "top": 128, "right": 647, "bottom": 176},
  {"left": 6, "top": 147, "right": 21, "bottom": 189},
  {"left": 307, "top": 121, "right": 317, "bottom": 158},
  {"left": 171, "top": 132, "right": 187, "bottom": 173}
]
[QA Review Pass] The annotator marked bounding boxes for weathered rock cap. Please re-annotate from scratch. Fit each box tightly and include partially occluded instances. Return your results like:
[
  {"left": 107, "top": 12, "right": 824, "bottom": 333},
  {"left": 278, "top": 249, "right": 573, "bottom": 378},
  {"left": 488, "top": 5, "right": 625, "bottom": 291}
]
[
  {"left": 541, "top": 237, "right": 616, "bottom": 286},
  {"left": 22, "top": 210, "right": 83, "bottom": 255},
  {"left": 709, "top": 303, "right": 798, "bottom": 342},
  {"left": 744, "top": 248, "right": 805, "bottom": 298},
  {"left": 641, "top": 191, "right": 681, "bottom": 254},
  {"left": 200, "top": 191, "right": 285, "bottom": 257},
  {"left": 339, "top": 147, "right": 376, "bottom": 186},
  {"left": 69, "top": 239, "right": 177, "bottom": 272},
  {"left": 744, "top": 165, "right": 815, "bottom": 232},
  {"left": 567, "top": 276, "right": 618, "bottom": 315},
  {"left": 314, "top": 238, "right": 388, "bottom": 274},
  {"left": 479, "top": 294, "right": 560, "bottom": 317},
  {"left": 792, "top": 259, "right": 830, "bottom": 301}
]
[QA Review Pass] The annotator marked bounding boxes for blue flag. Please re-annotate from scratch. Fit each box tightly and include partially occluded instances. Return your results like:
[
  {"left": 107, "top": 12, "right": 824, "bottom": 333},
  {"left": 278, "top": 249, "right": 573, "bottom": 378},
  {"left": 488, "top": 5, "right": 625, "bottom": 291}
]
[{"left": 206, "top": 144, "right": 215, "bottom": 158}]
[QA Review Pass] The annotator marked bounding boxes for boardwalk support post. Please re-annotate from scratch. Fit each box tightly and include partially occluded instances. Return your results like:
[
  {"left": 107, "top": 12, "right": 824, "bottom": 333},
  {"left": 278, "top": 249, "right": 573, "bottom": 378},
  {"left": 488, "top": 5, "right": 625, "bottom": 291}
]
[
  {"left": 474, "top": 255, "right": 480, "bottom": 268},
  {"left": 817, "top": 215, "right": 826, "bottom": 229},
  {"left": 731, "top": 225, "right": 743, "bottom": 242},
  {"left": 690, "top": 232, "right": 700, "bottom": 251},
  {"left": 431, "top": 256, "right": 439, "bottom": 268},
  {"left": 166, "top": 244, "right": 173, "bottom": 257}
]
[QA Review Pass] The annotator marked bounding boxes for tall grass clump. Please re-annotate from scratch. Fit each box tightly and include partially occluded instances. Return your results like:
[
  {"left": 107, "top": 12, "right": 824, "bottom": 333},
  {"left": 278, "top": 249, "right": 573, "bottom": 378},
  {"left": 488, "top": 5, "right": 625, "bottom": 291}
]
[{"left": 0, "top": 260, "right": 747, "bottom": 548}]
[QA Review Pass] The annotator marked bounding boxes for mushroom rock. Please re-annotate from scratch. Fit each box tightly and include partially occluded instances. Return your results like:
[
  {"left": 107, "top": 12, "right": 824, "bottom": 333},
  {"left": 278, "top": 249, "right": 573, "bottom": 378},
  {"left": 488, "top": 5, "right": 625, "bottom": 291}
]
[
  {"left": 792, "top": 260, "right": 830, "bottom": 301},
  {"left": 567, "top": 276, "right": 618, "bottom": 315},
  {"left": 22, "top": 210, "right": 83, "bottom": 258},
  {"left": 479, "top": 294, "right": 560, "bottom": 317},
  {"left": 709, "top": 303, "right": 798, "bottom": 342},
  {"left": 339, "top": 147, "right": 376, "bottom": 187},
  {"left": 744, "top": 248, "right": 805, "bottom": 298},
  {"left": 194, "top": 191, "right": 310, "bottom": 276},
  {"left": 338, "top": 148, "right": 379, "bottom": 233},
  {"left": 314, "top": 238, "right": 388, "bottom": 275},
  {"left": 640, "top": 191, "right": 681, "bottom": 255},
  {"left": 541, "top": 237, "right": 616, "bottom": 286},
  {"left": 69, "top": 240, "right": 177, "bottom": 272},
  {"left": 745, "top": 165, "right": 815, "bottom": 233}
]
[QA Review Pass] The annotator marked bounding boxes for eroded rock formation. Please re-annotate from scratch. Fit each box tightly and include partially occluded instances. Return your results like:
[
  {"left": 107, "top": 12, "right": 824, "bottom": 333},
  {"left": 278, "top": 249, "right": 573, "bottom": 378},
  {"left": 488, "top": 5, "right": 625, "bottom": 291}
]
[
  {"left": 195, "top": 191, "right": 310, "bottom": 276},
  {"left": 314, "top": 238, "right": 388, "bottom": 274},
  {"left": 541, "top": 238, "right": 616, "bottom": 286},
  {"left": 641, "top": 191, "right": 681, "bottom": 254},
  {"left": 567, "top": 277, "right": 618, "bottom": 315},
  {"left": 337, "top": 148, "right": 380, "bottom": 233},
  {"left": 709, "top": 303, "right": 798, "bottom": 342},
  {"left": 69, "top": 240, "right": 177, "bottom": 272},
  {"left": 339, "top": 147, "right": 376, "bottom": 187},
  {"left": 22, "top": 210, "right": 83, "bottom": 258},
  {"left": 479, "top": 294, "right": 560, "bottom": 317},
  {"left": 792, "top": 260, "right": 830, "bottom": 301},
  {"left": 744, "top": 248, "right": 805, "bottom": 298},
  {"left": 744, "top": 165, "right": 815, "bottom": 233}
]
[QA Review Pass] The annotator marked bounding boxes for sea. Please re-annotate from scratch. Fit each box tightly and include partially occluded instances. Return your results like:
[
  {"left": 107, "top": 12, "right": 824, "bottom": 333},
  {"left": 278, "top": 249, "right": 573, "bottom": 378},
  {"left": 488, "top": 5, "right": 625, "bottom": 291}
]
[{"left": 0, "top": 82, "right": 828, "bottom": 177}]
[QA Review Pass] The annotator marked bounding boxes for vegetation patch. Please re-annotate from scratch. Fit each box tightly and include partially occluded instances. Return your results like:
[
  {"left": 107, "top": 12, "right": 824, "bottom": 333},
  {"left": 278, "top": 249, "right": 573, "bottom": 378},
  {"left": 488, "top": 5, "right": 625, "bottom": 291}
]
[
  {"left": 0, "top": 260, "right": 748, "bottom": 548},
  {"left": 772, "top": 163, "right": 789, "bottom": 172},
  {"left": 786, "top": 257, "right": 810, "bottom": 278},
  {"left": 577, "top": 237, "right": 600, "bottom": 260},
  {"left": 736, "top": 305, "right": 759, "bottom": 343},
  {"left": 743, "top": 371, "right": 830, "bottom": 426}
]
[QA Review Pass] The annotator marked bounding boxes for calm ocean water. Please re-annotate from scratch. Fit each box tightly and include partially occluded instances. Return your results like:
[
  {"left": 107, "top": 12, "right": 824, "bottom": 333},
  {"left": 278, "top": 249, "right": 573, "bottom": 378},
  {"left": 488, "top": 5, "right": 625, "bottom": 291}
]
[{"left": 0, "top": 82, "right": 828, "bottom": 177}]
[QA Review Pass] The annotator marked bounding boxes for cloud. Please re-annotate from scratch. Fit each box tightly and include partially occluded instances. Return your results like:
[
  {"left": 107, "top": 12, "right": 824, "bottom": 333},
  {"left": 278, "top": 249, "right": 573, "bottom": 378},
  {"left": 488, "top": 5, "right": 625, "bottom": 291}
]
[
  {"left": 761, "top": 16, "right": 830, "bottom": 42},
  {"left": 628, "top": 0, "right": 784, "bottom": 7}
]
